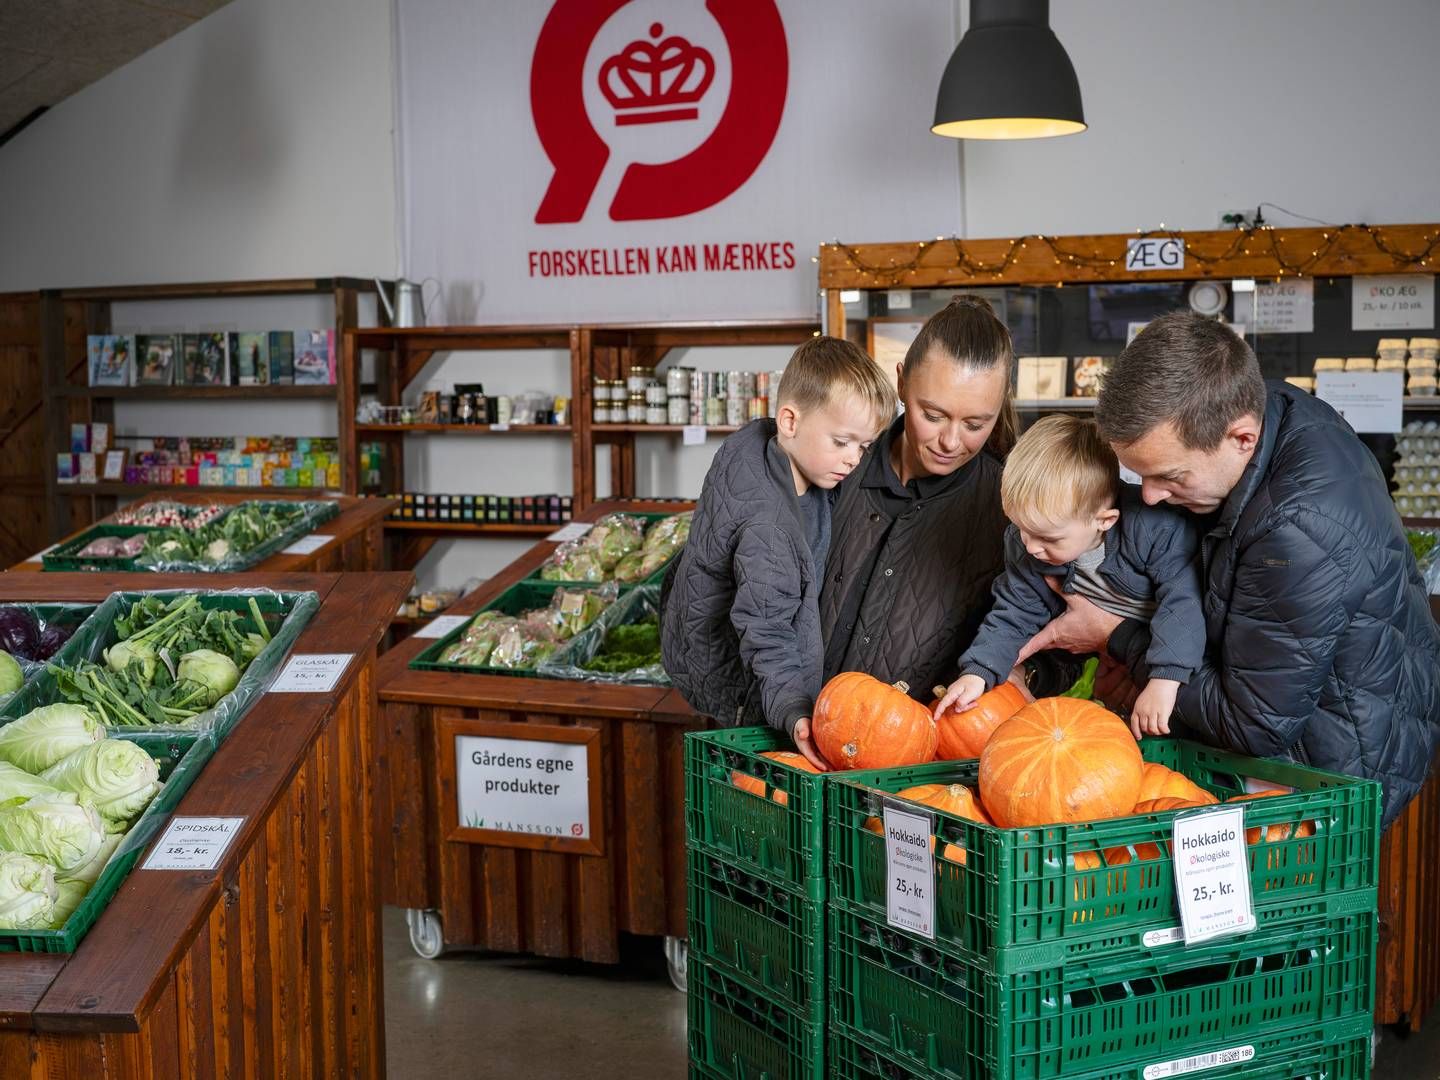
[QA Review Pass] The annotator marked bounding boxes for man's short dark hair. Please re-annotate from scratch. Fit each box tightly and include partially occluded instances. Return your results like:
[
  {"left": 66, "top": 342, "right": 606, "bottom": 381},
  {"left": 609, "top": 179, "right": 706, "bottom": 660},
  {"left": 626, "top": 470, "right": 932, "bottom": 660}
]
[{"left": 1096, "top": 311, "right": 1267, "bottom": 450}]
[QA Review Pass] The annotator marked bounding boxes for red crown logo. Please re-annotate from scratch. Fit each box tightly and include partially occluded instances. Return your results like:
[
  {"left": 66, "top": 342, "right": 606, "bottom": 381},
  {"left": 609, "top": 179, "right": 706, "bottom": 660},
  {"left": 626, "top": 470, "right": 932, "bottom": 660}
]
[{"left": 599, "top": 22, "right": 715, "bottom": 126}]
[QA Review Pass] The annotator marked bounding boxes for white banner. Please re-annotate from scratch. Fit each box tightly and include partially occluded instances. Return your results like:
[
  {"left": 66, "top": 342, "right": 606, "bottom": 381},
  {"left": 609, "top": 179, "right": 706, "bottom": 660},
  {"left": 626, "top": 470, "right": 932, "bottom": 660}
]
[{"left": 397, "top": 0, "right": 962, "bottom": 322}]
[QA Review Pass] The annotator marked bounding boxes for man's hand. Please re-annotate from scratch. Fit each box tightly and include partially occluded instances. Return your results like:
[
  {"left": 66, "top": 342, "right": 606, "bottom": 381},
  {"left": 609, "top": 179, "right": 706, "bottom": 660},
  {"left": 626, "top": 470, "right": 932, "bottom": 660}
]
[
  {"left": 1016, "top": 578, "right": 1125, "bottom": 662},
  {"left": 1094, "top": 656, "right": 1141, "bottom": 714},
  {"left": 791, "top": 718, "right": 829, "bottom": 770},
  {"left": 1005, "top": 665, "right": 1035, "bottom": 703}
]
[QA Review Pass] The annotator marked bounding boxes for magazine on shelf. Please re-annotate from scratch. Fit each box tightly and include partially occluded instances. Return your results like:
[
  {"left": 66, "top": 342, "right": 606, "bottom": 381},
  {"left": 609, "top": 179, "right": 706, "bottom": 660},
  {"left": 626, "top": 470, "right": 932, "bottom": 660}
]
[
  {"left": 1072, "top": 356, "right": 1113, "bottom": 398},
  {"left": 268, "top": 331, "right": 295, "bottom": 384},
  {"left": 135, "top": 334, "right": 178, "bottom": 386},
  {"left": 230, "top": 332, "right": 269, "bottom": 385},
  {"left": 87, "top": 334, "right": 133, "bottom": 387},
  {"left": 293, "top": 330, "right": 334, "bottom": 385},
  {"left": 182, "top": 332, "right": 229, "bottom": 385}
]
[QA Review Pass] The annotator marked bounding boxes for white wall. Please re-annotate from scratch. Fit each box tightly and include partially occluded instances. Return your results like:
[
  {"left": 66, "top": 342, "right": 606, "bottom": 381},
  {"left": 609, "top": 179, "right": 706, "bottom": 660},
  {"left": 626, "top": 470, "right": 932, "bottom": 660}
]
[
  {"left": 0, "top": 0, "right": 398, "bottom": 290},
  {"left": 959, "top": 0, "right": 1440, "bottom": 237}
]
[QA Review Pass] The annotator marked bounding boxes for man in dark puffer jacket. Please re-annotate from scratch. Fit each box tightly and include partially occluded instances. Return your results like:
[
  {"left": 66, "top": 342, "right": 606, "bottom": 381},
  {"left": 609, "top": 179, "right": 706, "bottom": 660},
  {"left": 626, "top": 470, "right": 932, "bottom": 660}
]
[{"left": 1030, "top": 312, "right": 1439, "bottom": 828}]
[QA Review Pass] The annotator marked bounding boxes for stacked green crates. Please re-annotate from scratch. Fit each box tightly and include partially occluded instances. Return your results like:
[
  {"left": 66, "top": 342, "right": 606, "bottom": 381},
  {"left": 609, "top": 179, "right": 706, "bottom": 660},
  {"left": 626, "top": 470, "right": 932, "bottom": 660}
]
[
  {"left": 824, "top": 737, "right": 1382, "bottom": 1080},
  {"left": 686, "top": 726, "right": 830, "bottom": 1080}
]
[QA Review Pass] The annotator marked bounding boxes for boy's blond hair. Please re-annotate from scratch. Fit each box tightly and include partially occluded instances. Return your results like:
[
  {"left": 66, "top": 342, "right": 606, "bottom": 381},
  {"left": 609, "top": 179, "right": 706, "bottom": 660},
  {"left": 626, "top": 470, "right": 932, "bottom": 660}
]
[
  {"left": 777, "top": 336, "right": 897, "bottom": 431},
  {"left": 1001, "top": 415, "right": 1119, "bottom": 524}
]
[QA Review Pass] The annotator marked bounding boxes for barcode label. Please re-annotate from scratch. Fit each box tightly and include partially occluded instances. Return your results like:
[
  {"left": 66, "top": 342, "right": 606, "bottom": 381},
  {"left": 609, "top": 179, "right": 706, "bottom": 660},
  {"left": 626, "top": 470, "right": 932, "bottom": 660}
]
[
  {"left": 1144, "top": 1045, "right": 1254, "bottom": 1079},
  {"left": 1142, "top": 926, "right": 1184, "bottom": 948}
]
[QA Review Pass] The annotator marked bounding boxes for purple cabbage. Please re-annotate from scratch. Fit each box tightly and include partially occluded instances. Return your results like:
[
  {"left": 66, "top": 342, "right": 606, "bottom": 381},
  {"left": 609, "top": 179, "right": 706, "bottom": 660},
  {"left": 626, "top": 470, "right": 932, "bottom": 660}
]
[
  {"left": 0, "top": 608, "right": 40, "bottom": 661},
  {"left": 34, "top": 624, "right": 73, "bottom": 661}
]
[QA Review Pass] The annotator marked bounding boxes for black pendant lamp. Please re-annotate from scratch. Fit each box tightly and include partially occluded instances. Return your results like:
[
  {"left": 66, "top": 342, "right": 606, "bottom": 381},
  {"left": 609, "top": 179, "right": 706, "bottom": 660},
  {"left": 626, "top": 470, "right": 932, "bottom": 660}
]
[{"left": 932, "top": 0, "right": 1086, "bottom": 140}]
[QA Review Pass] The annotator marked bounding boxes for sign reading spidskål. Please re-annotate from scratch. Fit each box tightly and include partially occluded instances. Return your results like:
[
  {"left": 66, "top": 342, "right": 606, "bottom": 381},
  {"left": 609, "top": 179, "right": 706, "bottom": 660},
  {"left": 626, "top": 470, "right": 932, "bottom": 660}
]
[{"left": 455, "top": 735, "right": 592, "bottom": 840}]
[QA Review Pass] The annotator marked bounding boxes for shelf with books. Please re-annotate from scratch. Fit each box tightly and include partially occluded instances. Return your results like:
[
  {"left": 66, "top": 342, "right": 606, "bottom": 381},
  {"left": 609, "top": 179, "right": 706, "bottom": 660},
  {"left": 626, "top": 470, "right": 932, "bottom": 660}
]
[
  {"left": 64, "top": 385, "right": 339, "bottom": 400},
  {"left": 356, "top": 423, "right": 572, "bottom": 436}
]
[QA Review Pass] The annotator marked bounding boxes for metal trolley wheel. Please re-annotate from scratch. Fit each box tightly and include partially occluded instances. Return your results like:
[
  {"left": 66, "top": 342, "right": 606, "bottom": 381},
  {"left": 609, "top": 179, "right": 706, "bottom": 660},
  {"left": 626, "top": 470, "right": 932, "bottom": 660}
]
[
  {"left": 664, "top": 936, "right": 688, "bottom": 992},
  {"left": 406, "top": 908, "right": 445, "bottom": 960}
]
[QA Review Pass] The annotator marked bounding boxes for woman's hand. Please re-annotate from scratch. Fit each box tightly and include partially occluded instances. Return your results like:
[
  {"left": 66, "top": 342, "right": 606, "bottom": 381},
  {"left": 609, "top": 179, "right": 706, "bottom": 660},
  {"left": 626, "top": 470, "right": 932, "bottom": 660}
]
[
  {"left": 791, "top": 718, "right": 830, "bottom": 770},
  {"left": 1015, "top": 579, "right": 1125, "bottom": 662}
]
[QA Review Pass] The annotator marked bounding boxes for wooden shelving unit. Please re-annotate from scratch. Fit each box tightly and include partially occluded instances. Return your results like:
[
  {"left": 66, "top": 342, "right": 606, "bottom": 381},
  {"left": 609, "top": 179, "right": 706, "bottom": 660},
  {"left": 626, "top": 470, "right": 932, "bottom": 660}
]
[
  {"left": 383, "top": 521, "right": 556, "bottom": 536},
  {"left": 356, "top": 423, "right": 571, "bottom": 436},
  {"left": 57, "top": 482, "right": 336, "bottom": 497},
  {"left": 39, "top": 277, "right": 387, "bottom": 538}
]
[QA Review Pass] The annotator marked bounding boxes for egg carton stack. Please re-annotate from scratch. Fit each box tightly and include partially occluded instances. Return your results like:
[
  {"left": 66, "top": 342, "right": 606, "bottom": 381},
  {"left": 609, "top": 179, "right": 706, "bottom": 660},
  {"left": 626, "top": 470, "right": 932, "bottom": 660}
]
[
  {"left": 1406, "top": 337, "right": 1439, "bottom": 397},
  {"left": 1393, "top": 420, "right": 1440, "bottom": 517}
]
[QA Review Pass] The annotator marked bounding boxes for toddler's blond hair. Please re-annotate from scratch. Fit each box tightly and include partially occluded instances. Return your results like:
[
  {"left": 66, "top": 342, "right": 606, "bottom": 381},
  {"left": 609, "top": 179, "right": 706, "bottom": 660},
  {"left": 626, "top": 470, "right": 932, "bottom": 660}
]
[{"left": 1001, "top": 415, "right": 1119, "bottom": 525}]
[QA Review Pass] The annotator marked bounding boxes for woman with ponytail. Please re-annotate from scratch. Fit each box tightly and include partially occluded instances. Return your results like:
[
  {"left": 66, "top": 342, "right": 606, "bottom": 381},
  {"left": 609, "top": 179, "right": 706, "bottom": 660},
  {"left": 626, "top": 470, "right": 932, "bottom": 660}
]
[{"left": 816, "top": 295, "right": 1069, "bottom": 716}]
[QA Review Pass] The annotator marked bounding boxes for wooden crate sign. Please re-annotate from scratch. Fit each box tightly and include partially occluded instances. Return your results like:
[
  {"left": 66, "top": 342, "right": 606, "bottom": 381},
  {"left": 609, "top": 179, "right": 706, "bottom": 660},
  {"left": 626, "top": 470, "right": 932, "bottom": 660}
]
[{"left": 438, "top": 716, "right": 605, "bottom": 856}]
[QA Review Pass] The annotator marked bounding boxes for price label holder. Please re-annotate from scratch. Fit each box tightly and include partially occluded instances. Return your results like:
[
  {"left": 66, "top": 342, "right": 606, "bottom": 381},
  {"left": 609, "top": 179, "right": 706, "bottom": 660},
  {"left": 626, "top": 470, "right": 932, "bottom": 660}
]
[
  {"left": 142, "top": 816, "right": 246, "bottom": 871},
  {"left": 280, "top": 533, "right": 333, "bottom": 555},
  {"left": 1143, "top": 1044, "right": 1255, "bottom": 1080},
  {"left": 24, "top": 543, "right": 58, "bottom": 564},
  {"left": 490, "top": 422, "right": 511, "bottom": 432},
  {"left": 269, "top": 653, "right": 353, "bottom": 693},
  {"left": 883, "top": 801, "right": 935, "bottom": 939},
  {"left": 1171, "top": 804, "right": 1255, "bottom": 945},
  {"left": 547, "top": 522, "right": 593, "bottom": 542},
  {"left": 682, "top": 425, "right": 707, "bottom": 446},
  {"left": 412, "top": 613, "right": 469, "bottom": 640}
]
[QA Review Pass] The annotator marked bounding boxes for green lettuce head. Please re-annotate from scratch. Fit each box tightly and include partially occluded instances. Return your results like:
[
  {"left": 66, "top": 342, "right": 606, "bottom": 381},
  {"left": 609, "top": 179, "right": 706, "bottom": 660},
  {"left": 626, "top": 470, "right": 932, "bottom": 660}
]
[
  {"left": 0, "top": 850, "right": 57, "bottom": 930},
  {"left": 177, "top": 649, "right": 240, "bottom": 706},
  {"left": 59, "top": 831, "right": 122, "bottom": 888},
  {"left": 41, "top": 740, "right": 161, "bottom": 824},
  {"left": 0, "top": 792, "right": 105, "bottom": 875},
  {"left": 0, "top": 703, "right": 105, "bottom": 774},
  {"left": 0, "top": 651, "right": 22, "bottom": 697},
  {"left": 0, "top": 761, "right": 64, "bottom": 804},
  {"left": 49, "top": 877, "right": 89, "bottom": 929}
]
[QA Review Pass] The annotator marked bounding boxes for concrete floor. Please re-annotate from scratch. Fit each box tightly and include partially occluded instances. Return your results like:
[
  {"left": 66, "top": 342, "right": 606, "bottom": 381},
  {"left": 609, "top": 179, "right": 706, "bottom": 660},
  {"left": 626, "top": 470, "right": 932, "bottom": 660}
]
[{"left": 381, "top": 906, "right": 1440, "bottom": 1079}]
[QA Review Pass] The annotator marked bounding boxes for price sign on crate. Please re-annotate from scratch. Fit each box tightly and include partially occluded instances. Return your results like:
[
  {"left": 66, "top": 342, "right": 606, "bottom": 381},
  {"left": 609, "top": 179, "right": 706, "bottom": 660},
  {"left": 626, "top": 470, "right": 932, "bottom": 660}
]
[
  {"left": 1171, "top": 805, "right": 1255, "bottom": 945},
  {"left": 883, "top": 802, "right": 935, "bottom": 939}
]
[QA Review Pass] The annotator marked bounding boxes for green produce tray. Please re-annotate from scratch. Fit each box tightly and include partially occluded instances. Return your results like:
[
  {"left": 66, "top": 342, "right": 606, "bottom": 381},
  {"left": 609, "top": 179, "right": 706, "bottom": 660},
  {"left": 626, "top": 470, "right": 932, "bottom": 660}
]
[
  {"left": 828, "top": 1020, "right": 1375, "bottom": 1080},
  {"left": 134, "top": 499, "right": 340, "bottom": 573},
  {"left": 2, "top": 588, "right": 319, "bottom": 741},
  {"left": 687, "top": 844, "right": 825, "bottom": 1017},
  {"left": 0, "top": 729, "right": 216, "bottom": 953},
  {"left": 537, "top": 584, "right": 668, "bottom": 686},
  {"left": 527, "top": 511, "right": 683, "bottom": 588},
  {"left": 687, "top": 958, "right": 824, "bottom": 1080},
  {"left": 827, "top": 738, "right": 1381, "bottom": 973},
  {"left": 41, "top": 525, "right": 158, "bottom": 573},
  {"left": 827, "top": 903, "right": 1375, "bottom": 1080},
  {"left": 686, "top": 726, "right": 831, "bottom": 892},
  {"left": 409, "top": 581, "right": 623, "bottom": 677}
]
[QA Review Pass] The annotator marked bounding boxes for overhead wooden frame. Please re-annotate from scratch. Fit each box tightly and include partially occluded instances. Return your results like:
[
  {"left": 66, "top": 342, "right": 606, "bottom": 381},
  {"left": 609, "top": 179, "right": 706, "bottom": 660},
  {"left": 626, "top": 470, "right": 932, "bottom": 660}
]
[{"left": 818, "top": 222, "right": 1440, "bottom": 291}]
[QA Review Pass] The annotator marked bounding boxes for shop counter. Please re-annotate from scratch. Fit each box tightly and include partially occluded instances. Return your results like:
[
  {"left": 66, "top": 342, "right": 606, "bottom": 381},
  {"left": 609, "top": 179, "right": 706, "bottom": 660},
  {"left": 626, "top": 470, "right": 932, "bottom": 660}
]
[
  {"left": 0, "top": 570, "right": 411, "bottom": 1078},
  {"left": 375, "top": 501, "right": 700, "bottom": 977},
  {"left": 11, "top": 492, "right": 396, "bottom": 575}
]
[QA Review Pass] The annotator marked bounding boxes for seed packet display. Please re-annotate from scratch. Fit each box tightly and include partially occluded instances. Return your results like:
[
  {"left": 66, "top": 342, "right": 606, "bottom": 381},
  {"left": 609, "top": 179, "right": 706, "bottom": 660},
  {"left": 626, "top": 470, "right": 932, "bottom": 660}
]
[
  {"left": 87, "top": 335, "right": 134, "bottom": 387},
  {"left": 135, "top": 334, "right": 178, "bottom": 386},
  {"left": 182, "top": 332, "right": 229, "bottom": 386}
]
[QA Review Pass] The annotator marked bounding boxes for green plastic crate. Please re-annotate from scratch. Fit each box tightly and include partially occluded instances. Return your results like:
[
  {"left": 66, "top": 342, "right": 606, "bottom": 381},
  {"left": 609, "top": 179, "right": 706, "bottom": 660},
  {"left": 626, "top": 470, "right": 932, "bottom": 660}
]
[
  {"left": 41, "top": 524, "right": 157, "bottom": 572},
  {"left": 827, "top": 903, "right": 1374, "bottom": 1080},
  {"left": 526, "top": 511, "right": 684, "bottom": 588},
  {"left": 688, "top": 844, "right": 825, "bottom": 1017},
  {"left": 827, "top": 738, "right": 1381, "bottom": 972},
  {"left": 829, "top": 1020, "right": 1374, "bottom": 1080},
  {"left": 409, "top": 581, "right": 624, "bottom": 677},
  {"left": 0, "top": 729, "right": 216, "bottom": 953},
  {"left": 686, "top": 727, "right": 831, "bottom": 891},
  {"left": 688, "top": 957, "right": 824, "bottom": 1080},
  {"left": 2, "top": 589, "right": 319, "bottom": 741}
]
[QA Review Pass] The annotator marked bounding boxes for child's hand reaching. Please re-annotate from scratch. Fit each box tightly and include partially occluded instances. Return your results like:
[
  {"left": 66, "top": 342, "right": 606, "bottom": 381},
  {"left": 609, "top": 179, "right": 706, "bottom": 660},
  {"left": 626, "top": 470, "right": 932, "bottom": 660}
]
[
  {"left": 933, "top": 674, "right": 987, "bottom": 718},
  {"left": 1130, "top": 677, "right": 1179, "bottom": 740}
]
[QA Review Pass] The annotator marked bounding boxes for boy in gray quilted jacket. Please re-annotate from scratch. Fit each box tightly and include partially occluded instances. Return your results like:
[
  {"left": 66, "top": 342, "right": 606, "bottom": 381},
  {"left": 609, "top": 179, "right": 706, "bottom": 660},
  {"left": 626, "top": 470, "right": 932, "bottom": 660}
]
[
  {"left": 661, "top": 337, "right": 896, "bottom": 764},
  {"left": 934, "top": 414, "right": 1203, "bottom": 738}
]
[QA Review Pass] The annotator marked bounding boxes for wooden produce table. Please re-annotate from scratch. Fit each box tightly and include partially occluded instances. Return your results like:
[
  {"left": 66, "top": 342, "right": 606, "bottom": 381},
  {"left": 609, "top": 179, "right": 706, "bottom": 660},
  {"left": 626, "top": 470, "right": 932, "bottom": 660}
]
[
  {"left": 10, "top": 491, "right": 397, "bottom": 574},
  {"left": 375, "top": 500, "right": 702, "bottom": 976},
  {"left": 0, "top": 569, "right": 411, "bottom": 1078}
]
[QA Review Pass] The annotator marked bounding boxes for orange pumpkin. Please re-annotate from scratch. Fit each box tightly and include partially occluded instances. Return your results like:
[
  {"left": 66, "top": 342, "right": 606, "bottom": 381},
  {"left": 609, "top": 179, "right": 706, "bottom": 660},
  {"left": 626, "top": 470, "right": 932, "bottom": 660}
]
[
  {"left": 1135, "top": 763, "right": 1219, "bottom": 807},
  {"left": 979, "top": 698, "right": 1143, "bottom": 828},
  {"left": 1127, "top": 795, "right": 1211, "bottom": 859},
  {"left": 932, "top": 681, "right": 1028, "bottom": 760},
  {"left": 864, "top": 782, "right": 989, "bottom": 865},
  {"left": 813, "top": 673, "right": 938, "bottom": 770},
  {"left": 729, "top": 750, "right": 823, "bottom": 805},
  {"left": 1075, "top": 848, "right": 1133, "bottom": 870},
  {"left": 1228, "top": 790, "right": 1316, "bottom": 844}
]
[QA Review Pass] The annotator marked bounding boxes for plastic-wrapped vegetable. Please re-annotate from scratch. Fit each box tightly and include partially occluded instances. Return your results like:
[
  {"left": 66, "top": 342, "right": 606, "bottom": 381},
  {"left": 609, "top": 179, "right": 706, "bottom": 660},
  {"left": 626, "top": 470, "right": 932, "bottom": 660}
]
[
  {"left": 439, "top": 614, "right": 517, "bottom": 667},
  {"left": 612, "top": 551, "right": 649, "bottom": 584},
  {"left": 545, "top": 584, "right": 617, "bottom": 639},
  {"left": 0, "top": 851, "right": 56, "bottom": 930},
  {"left": 643, "top": 512, "right": 692, "bottom": 552},
  {"left": 539, "top": 541, "right": 606, "bottom": 583},
  {"left": 489, "top": 625, "right": 560, "bottom": 670},
  {"left": 34, "top": 624, "right": 73, "bottom": 661},
  {"left": 589, "top": 515, "right": 645, "bottom": 570},
  {"left": 0, "top": 608, "right": 40, "bottom": 661}
]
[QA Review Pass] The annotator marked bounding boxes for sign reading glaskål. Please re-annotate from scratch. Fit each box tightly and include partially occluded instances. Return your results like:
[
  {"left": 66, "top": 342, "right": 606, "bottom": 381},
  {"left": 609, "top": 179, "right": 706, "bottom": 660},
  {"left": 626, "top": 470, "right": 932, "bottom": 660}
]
[
  {"left": 396, "top": 0, "right": 960, "bottom": 321},
  {"left": 443, "top": 719, "right": 605, "bottom": 856}
]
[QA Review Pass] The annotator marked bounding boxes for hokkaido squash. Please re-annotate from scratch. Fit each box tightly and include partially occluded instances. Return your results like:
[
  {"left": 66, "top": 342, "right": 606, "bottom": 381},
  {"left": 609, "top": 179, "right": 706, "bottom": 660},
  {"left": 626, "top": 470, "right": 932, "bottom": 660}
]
[
  {"left": 729, "top": 750, "right": 823, "bottom": 805},
  {"left": 863, "top": 782, "right": 989, "bottom": 865},
  {"left": 979, "top": 698, "right": 1143, "bottom": 828},
  {"left": 812, "top": 673, "right": 938, "bottom": 770},
  {"left": 1127, "top": 796, "right": 1212, "bottom": 859},
  {"left": 1135, "top": 763, "right": 1218, "bottom": 807},
  {"left": 932, "top": 681, "right": 1028, "bottom": 760},
  {"left": 1228, "top": 790, "right": 1316, "bottom": 844}
]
